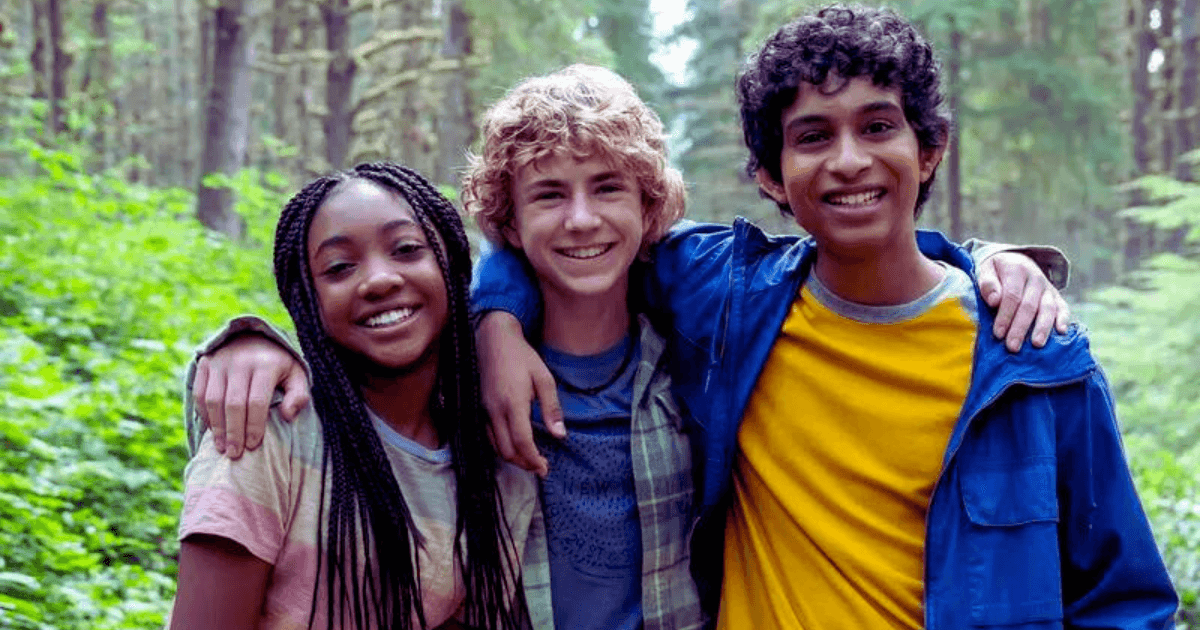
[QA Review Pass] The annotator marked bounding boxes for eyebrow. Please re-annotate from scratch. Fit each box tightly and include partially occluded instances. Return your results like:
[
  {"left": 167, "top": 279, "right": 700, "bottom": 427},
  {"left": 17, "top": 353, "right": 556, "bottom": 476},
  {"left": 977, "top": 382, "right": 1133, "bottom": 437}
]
[
  {"left": 521, "top": 170, "right": 626, "bottom": 193},
  {"left": 312, "top": 218, "right": 419, "bottom": 257},
  {"left": 784, "top": 100, "right": 904, "bottom": 130}
]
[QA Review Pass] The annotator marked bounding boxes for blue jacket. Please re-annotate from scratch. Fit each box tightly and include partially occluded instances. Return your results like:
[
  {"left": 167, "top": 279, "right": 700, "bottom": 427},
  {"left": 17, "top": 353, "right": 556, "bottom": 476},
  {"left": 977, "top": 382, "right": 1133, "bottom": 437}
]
[{"left": 473, "top": 220, "right": 1178, "bottom": 629}]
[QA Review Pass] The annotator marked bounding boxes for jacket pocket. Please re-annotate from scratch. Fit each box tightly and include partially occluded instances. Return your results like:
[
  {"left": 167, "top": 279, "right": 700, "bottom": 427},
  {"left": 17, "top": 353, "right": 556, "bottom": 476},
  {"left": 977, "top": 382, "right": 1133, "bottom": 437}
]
[{"left": 960, "top": 461, "right": 1063, "bottom": 626}]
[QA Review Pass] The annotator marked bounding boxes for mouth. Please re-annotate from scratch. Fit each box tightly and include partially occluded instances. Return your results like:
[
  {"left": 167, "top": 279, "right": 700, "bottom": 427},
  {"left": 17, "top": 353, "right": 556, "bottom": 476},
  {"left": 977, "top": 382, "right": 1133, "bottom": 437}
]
[
  {"left": 823, "top": 188, "right": 885, "bottom": 207},
  {"left": 556, "top": 243, "right": 615, "bottom": 260},
  {"left": 360, "top": 306, "right": 418, "bottom": 328}
]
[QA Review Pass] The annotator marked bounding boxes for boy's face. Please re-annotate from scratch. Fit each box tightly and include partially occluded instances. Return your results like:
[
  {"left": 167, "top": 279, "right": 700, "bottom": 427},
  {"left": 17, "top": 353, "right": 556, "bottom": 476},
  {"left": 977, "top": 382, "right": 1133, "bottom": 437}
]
[
  {"left": 506, "top": 152, "right": 645, "bottom": 305},
  {"left": 756, "top": 77, "right": 944, "bottom": 262}
]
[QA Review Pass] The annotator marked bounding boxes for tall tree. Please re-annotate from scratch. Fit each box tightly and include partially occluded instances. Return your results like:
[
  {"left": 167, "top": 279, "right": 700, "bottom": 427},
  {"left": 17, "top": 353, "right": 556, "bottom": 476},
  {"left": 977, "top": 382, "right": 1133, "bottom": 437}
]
[
  {"left": 946, "top": 17, "right": 964, "bottom": 241},
  {"left": 29, "top": 0, "right": 46, "bottom": 100},
  {"left": 46, "top": 0, "right": 65, "bottom": 136},
  {"left": 80, "top": 1, "right": 112, "bottom": 167},
  {"left": 675, "top": 0, "right": 773, "bottom": 226},
  {"left": 321, "top": 0, "right": 354, "bottom": 169},
  {"left": 594, "top": 0, "right": 668, "bottom": 112},
  {"left": 435, "top": 0, "right": 474, "bottom": 186},
  {"left": 1178, "top": 0, "right": 1199, "bottom": 181},
  {"left": 196, "top": 0, "right": 253, "bottom": 237}
]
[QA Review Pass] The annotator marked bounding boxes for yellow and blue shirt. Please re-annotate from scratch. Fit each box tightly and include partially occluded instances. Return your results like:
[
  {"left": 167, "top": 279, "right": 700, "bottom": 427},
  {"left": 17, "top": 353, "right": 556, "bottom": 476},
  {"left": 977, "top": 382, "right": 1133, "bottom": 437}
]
[{"left": 719, "top": 265, "right": 977, "bottom": 629}]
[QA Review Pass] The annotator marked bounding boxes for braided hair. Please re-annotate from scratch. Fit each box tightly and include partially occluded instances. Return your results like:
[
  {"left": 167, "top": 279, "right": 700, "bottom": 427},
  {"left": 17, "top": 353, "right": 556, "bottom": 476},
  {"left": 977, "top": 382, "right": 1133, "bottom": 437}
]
[{"left": 273, "top": 161, "right": 526, "bottom": 629}]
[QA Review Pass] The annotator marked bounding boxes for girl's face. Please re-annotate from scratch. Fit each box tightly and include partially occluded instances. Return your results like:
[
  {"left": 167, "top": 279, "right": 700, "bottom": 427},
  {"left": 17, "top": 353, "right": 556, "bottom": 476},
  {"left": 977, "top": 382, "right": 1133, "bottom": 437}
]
[{"left": 306, "top": 179, "right": 449, "bottom": 372}]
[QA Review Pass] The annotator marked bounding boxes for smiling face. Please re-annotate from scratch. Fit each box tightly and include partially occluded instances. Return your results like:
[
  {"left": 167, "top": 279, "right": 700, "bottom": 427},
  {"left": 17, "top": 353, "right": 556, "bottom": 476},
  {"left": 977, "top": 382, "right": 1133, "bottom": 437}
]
[
  {"left": 307, "top": 179, "right": 449, "bottom": 372},
  {"left": 756, "top": 76, "right": 945, "bottom": 263},
  {"left": 506, "top": 152, "right": 645, "bottom": 307}
]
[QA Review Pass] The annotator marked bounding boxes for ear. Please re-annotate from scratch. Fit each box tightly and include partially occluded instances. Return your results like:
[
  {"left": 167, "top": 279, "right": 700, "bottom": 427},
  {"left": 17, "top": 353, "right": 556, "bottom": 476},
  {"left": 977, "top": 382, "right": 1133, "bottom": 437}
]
[
  {"left": 501, "top": 223, "right": 523, "bottom": 250},
  {"left": 919, "top": 144, "right": 948, "bottom": 183},
  {"left": 754, "top": 168, "right": 788, "bottom": 205}
]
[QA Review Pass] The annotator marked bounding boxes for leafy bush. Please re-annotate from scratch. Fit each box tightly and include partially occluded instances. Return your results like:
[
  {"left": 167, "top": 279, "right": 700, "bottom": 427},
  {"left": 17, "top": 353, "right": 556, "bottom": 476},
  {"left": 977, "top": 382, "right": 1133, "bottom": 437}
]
[
  {"left": 1083, "top": 164, "right": 1200, "bottom": 626},
  {"left": 0, "top": 143, "right": 287, "bottom": 629}
]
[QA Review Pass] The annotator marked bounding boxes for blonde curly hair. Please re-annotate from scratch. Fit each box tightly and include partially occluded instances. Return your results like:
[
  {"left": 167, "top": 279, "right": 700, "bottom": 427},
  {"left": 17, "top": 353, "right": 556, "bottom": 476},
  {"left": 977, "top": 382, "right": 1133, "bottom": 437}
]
[{"left": 462, "top": 64, "right": 686, "bottom": 257}]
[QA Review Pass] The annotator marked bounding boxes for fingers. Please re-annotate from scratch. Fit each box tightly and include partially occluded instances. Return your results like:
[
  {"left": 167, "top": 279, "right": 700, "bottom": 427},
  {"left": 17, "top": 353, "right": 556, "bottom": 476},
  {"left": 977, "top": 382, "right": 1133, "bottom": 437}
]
[
  {"left": 978, "top": 257, "right": 1003, "bottom": 309},
  {"left": 532, "top": 365, "right": 565, "bottom": 440},
  {"left": 1003, "top": 279, "right": 1042, "bottom": 353},
  {"left": 222, "top": 362, "right": 250, "bottom": 460},
  {"left": 1055, "top": 292, "right": 1070, "bottom": 334},
  {"left": 242, "top": 368, "right": 276, "bottom": 454},
  {"left": 509, "top": 394, "right": 549, "bottom": 478},
  {"left": 279, "top": 365, "right": 311, "bottom": 421},
  {"left": 193, "top": 356, "right": 211, "bottom": 429},
  {"left": 488, "top": 408, "right": 518, "bottom": 466},
  {"left": 1029, "top": 287, "right": 1059, "bottom": 348},
  {"left": 199, "top": 357, "right": 228, "bottom": 454}
]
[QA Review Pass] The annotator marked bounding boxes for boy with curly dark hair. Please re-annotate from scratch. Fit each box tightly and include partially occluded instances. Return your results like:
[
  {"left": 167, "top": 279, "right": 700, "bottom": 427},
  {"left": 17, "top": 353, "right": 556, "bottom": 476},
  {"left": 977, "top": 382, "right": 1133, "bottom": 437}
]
[
  {"left": 474, "top": 4, "right": 1176, "bottom": 628},
  {"left": 705, "top": 5, "right": 1176, "bottom": 628}
]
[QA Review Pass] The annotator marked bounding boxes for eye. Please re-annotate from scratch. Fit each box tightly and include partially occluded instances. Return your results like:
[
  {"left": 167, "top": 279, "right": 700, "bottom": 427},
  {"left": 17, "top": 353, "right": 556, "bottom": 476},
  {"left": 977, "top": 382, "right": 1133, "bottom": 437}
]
[
  {"left": 794, "top": 130, "right": 828, "bottom": 146},
  {"left": 392, "top": 241, "right": 426, "bottom": 259},
  {"left": 596, "top": 181, "right": 627, "bottom": 194},
  {"left": 864, "top": 119, "right": 898, "bottom": 135},
  {"left": 320, "top": 261, "right": 353, "bottom": 278},
  {"left": 533, "top": 190, "right": 564, "bottom": 202}
]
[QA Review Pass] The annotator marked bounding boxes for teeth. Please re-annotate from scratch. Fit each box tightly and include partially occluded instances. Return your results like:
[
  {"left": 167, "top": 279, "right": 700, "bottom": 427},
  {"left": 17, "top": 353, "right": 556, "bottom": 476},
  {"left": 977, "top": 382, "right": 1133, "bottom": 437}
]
[
  {"left": 828, "top": 190, "right": 883, "bottom": 206},
  {"left": 364, "top": 307, "right": 415, "bottom": 327},
  {"left": 560, "top": 244, "right": 610, "bottom": 259}
]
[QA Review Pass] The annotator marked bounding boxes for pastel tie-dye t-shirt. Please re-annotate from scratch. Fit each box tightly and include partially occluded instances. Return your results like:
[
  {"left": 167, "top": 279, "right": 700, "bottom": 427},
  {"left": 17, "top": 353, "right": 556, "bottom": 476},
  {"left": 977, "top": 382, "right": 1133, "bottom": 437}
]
[{"left": 175, "top": 403, "right": 537, "bottom": 629}]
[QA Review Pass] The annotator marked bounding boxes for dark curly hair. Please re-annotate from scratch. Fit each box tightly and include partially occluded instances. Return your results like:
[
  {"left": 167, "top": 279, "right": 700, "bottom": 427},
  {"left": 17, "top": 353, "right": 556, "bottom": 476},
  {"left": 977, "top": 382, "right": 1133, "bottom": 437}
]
[
  {"left": 273, "top": 162, "right": 526, "bottom": 629},
  {"left": 737, "top": 4, "right": 951, "bottom": 217}
]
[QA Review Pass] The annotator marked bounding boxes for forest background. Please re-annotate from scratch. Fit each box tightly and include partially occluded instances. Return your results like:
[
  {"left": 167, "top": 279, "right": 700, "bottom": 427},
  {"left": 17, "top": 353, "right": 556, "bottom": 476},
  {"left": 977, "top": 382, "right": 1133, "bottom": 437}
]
[{"left": 0, "top": 0, "right": 1198, "bottom": 627}]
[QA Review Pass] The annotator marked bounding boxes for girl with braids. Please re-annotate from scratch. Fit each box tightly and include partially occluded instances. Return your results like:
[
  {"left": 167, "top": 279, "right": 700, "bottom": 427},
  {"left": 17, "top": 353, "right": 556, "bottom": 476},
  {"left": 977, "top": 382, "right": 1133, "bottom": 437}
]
[{"left": 169, "top": 162, "right": 537, "bottom": 630}]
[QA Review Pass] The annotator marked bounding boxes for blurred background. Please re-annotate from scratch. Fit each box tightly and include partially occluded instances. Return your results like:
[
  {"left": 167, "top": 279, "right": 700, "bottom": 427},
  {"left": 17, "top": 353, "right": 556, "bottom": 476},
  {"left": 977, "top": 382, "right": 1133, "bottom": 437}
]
[{"left": 0, "top": 0, "right": 1197, "bottom": 627}]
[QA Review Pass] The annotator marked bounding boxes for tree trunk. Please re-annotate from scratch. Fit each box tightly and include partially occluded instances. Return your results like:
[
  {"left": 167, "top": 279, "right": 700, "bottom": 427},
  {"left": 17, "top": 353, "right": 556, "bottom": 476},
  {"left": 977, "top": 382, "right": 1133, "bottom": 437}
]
[
  {"left": 296, "top": 5, "right": 314, "bottom": 174},
  {"left": 434, "top": 0, "right": 473, "bottom": 186},
  {"left": 1130, "top": 0, "right": 1155, "bottom": 173},
  {"left": 322, "top": 0, "right": 355, "bottom": 169},
  {"left": 82, "top": 1, "right": 112, "bottom": 167},
  {"left": 196, "top": 0, "right": 253, "bottom": 238},
  {"left": 177, "top": 0, "right": 197, "bottom": 183},
  {"left": 946, "top": 19, "right": 964, "bottom": 242},
  {"left": 29, "top": 0, "right": 46, "bottom": 100},
  {"left": 1161, "top": 0, "right": 1178, "bottom": 171},
  {"left": 271, "top": 0, "right": 291, "bottom": 151},
  {"left": 47, "top": 0, "right": 67, "bottom": 137},
  {"left": 1178, "top": 0, "right": 1199, "bottom": 180},
  {"left": 396, "top": 0, "right": 430, "bottom": 169}
]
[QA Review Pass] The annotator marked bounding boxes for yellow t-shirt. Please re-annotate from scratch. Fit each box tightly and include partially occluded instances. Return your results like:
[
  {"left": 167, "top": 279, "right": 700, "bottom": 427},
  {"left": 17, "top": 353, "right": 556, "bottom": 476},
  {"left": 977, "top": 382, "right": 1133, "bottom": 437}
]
[{"left": 717, "top": 264, "right": 978, "bottom": 629}]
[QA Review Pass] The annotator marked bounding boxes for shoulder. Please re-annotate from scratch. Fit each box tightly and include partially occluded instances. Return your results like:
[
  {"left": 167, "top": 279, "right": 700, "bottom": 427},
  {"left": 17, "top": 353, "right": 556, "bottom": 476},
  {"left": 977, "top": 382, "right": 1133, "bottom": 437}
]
[{"left": 185, "top": 402, "right": 323, "bottom": 490}]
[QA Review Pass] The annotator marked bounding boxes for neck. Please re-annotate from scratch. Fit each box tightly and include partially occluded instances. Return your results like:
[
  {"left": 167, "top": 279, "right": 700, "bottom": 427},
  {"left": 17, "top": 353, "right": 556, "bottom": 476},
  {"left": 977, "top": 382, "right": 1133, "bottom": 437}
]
[
  {"left": 812, "top": 238, "right": 945, "bottom": 306},
  {"left": 541, "top": 287, "right": 631, "bottom": 355},
  {"left": 358, "top": 355, "right": 440, "bottom": 449}
]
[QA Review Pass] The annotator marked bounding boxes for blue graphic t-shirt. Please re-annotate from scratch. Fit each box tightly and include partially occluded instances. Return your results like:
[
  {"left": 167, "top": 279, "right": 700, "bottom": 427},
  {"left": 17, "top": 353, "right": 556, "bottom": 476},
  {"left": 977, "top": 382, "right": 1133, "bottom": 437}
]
[{"left": 534, "top": 331, "right": 643, "bottom": 630}]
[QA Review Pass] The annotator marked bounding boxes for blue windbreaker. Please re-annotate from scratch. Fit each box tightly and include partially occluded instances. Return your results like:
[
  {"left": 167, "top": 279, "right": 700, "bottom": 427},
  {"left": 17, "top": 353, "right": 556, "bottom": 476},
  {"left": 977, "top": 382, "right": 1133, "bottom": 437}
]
[{"left": 473, "top": 219, "right": 1177, "bottom": 629}]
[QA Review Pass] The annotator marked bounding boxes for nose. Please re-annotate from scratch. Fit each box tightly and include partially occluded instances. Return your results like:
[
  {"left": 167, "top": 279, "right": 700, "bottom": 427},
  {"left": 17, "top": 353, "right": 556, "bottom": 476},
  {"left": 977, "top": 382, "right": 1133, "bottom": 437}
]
[
  {"left": 357, "top": 257, "right": 403, "bottom": 299},
  {"left": 828, "top": 132, "right": 871, "bottom": 179},
  {"left": 564, "top": 190, "right": 602, "bottom": 231}
]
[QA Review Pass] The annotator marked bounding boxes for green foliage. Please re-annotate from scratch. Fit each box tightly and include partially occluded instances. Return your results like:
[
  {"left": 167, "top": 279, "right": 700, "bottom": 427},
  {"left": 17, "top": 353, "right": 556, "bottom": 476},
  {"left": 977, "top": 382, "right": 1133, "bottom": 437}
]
[
  {"left": 0, "top": 144, "right": 287, "bottom": 629},
  {"left": 1127, "top": 442, "right": 1200, "bottom": 626},
  {"left": 1083, "top": 169, "right": 1200, "bottom": 624}
]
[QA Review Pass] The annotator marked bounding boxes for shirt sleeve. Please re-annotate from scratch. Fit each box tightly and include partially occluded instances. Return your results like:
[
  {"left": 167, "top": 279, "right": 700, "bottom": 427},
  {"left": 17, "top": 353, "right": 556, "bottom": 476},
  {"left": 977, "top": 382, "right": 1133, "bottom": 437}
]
[
  {"left": 962, "top": 239, "right": 1070, "bottom": 290},
  {"left": 177, "top": 409, "right": 304, "bottom": 565},
  {"left": 470, "top": 242, "right": 544, "bottom": 337},
  {"left": 1057, "top": 369, "right": 1177, "bottom": 627},
  {"left": 182, "top": 315, "right": 308, "bottom": 455}
]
